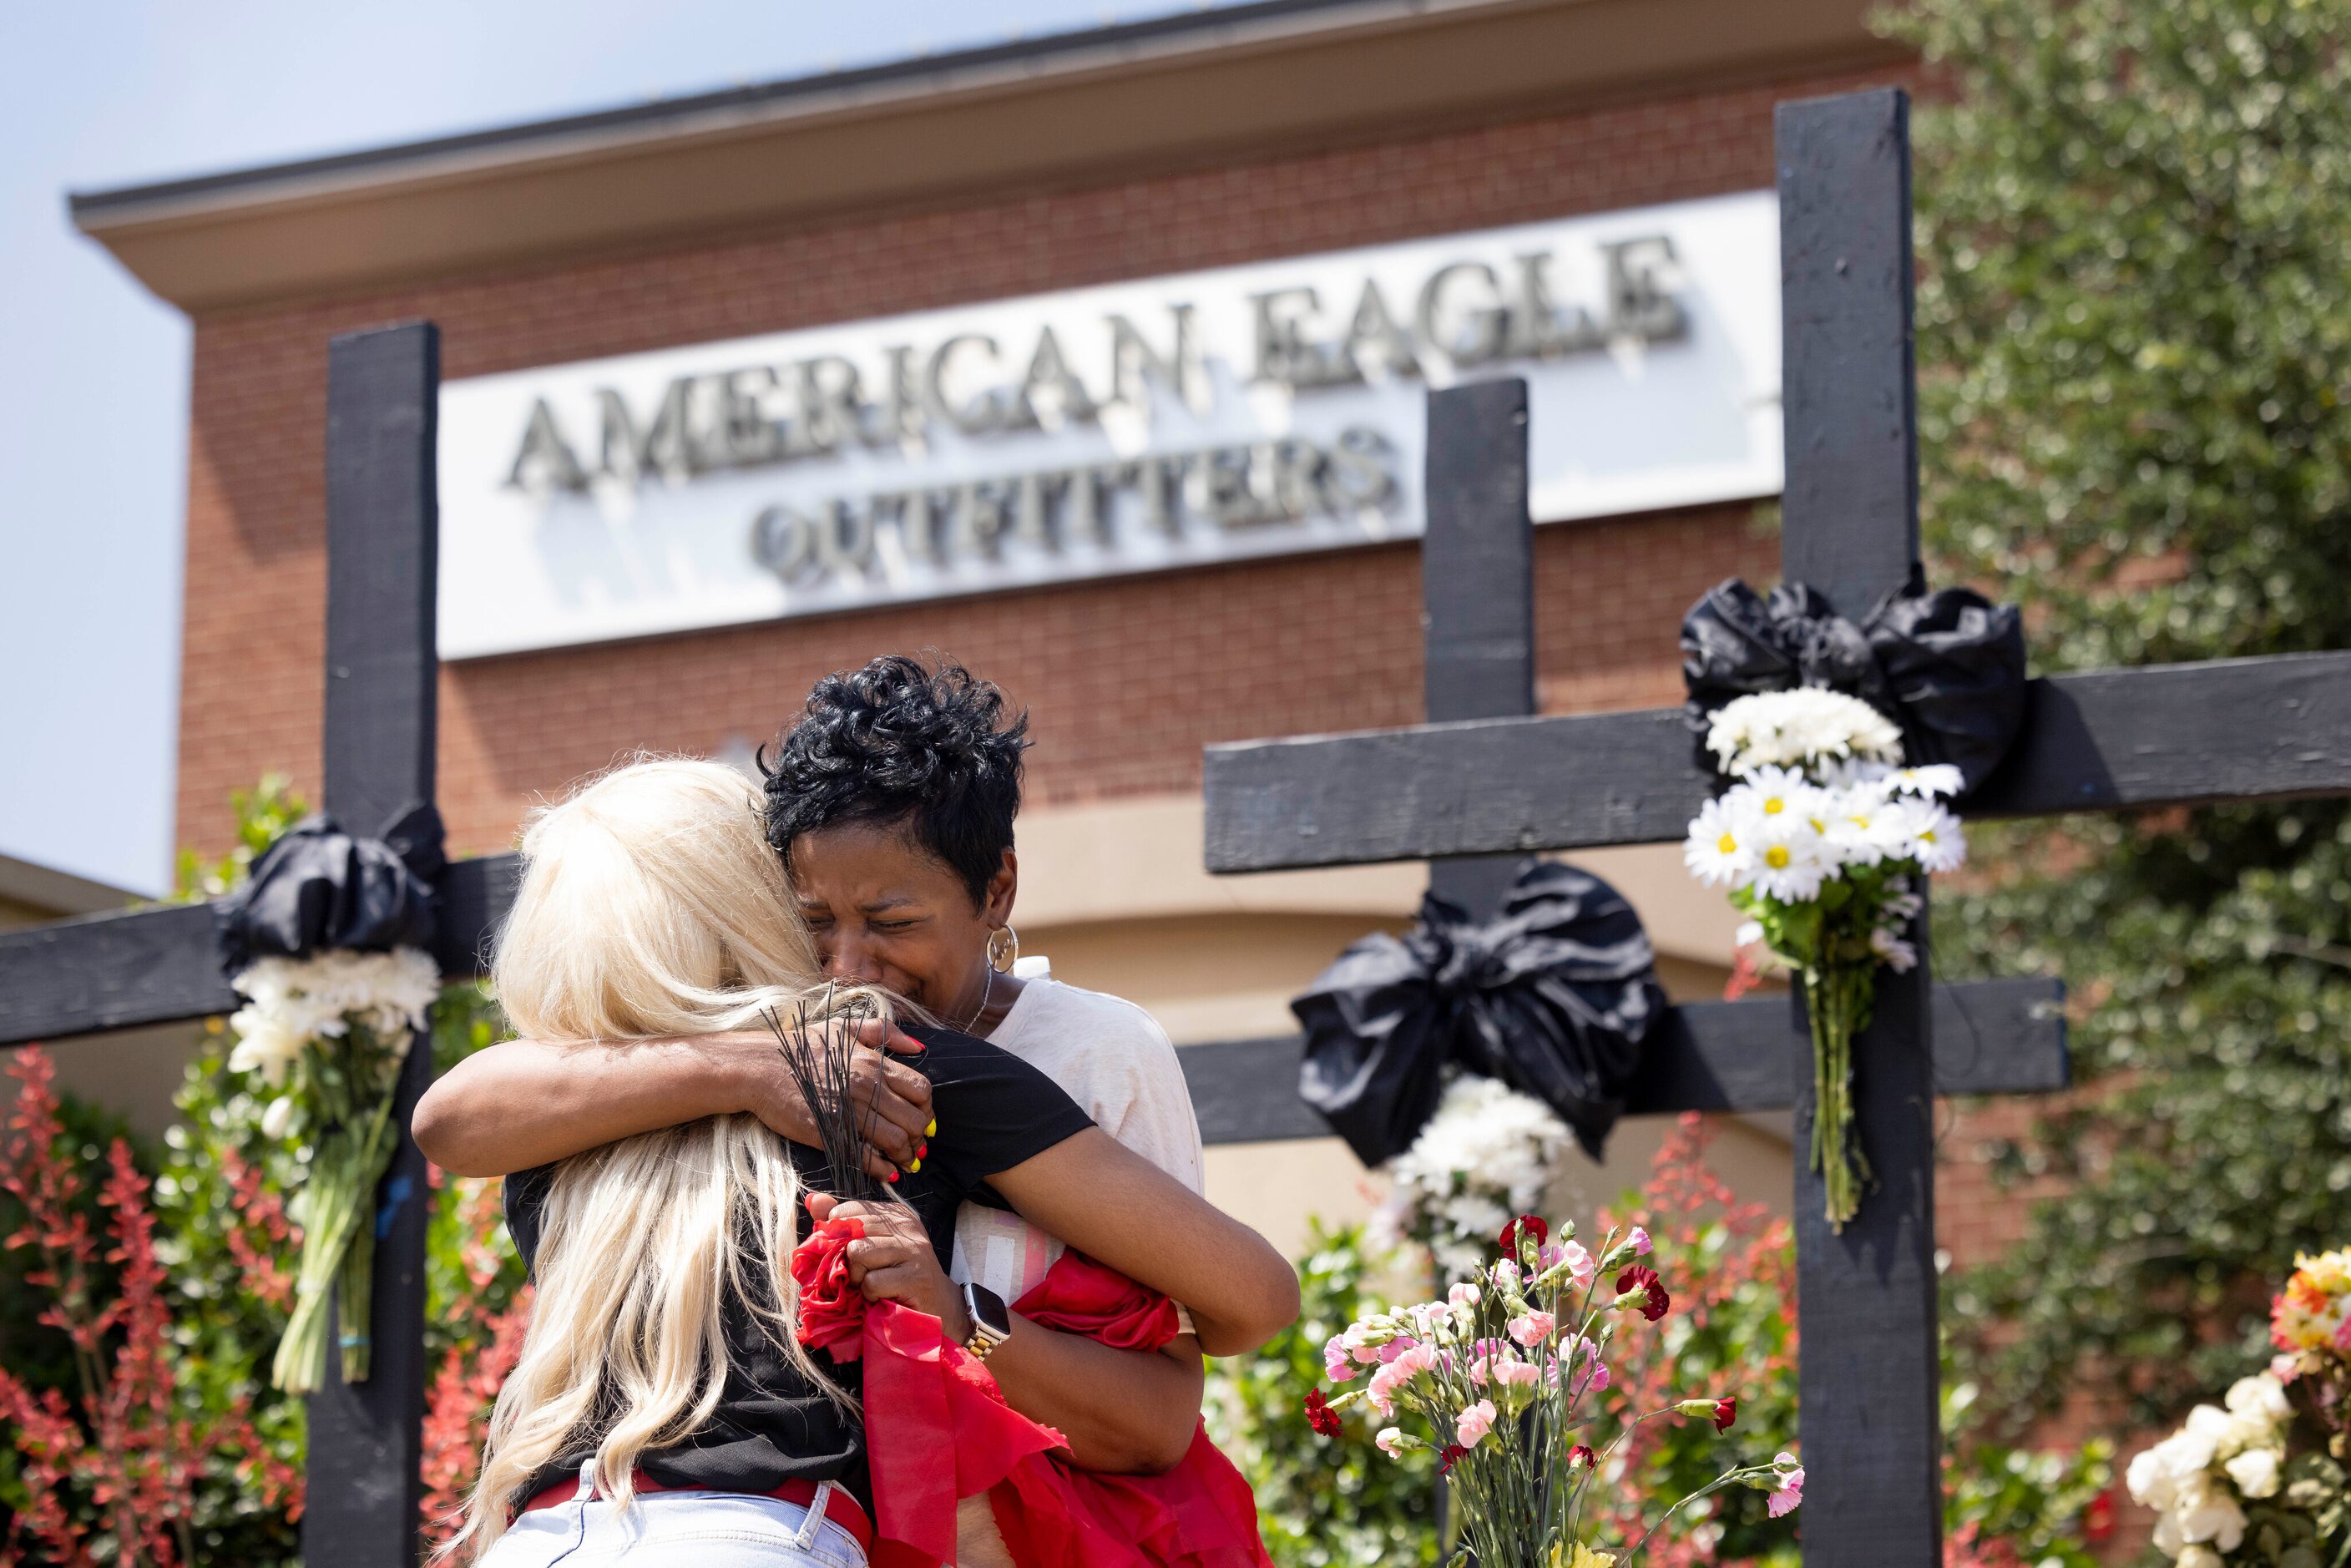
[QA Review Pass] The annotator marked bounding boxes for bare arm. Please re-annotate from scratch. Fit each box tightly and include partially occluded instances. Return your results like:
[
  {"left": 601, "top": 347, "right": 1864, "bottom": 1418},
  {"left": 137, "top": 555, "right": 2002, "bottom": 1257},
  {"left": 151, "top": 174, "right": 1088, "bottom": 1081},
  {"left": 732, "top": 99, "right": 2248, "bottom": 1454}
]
[
  {"left": 981, "top": 1328, "right": 1206, "bottom": 1474},
  {"left": 820, "top": 1195, "right": 1207, "bottom": 1473},
  {"left": 988, "top": 1128, "right": 1299, "bottom": 1358},
  {"left": 410, "top": 1026, "right": 933, "bottom": 1179}
]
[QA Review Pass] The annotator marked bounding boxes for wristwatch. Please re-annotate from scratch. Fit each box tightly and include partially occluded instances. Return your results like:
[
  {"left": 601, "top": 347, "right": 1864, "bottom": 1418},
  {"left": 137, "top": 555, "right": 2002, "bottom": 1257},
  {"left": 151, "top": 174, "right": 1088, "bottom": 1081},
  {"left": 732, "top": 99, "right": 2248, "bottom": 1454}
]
[{"left": 961, "top": 1282, "right": 1012, "bottom": 1361}]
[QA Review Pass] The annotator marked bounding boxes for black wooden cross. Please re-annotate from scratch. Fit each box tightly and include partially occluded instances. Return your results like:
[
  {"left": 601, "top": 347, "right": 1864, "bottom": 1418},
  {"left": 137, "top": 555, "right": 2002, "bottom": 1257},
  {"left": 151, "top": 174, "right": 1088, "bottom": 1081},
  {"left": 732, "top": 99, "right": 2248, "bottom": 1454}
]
[
  {"left": 0, "top": 322, "right": 519, "bottom": 1568},
  {"left": 1201, "top": 86, "right": 2351, "bottom": 1564}
]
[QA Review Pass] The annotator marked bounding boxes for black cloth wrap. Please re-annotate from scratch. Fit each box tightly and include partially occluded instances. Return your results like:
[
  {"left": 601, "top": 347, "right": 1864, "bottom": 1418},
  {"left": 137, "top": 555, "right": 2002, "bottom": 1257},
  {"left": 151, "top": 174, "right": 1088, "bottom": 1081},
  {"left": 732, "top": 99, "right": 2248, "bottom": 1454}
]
[
  {"left": 1678, "top": 574, "right": 2029, "bottom": 796},
  {"left": 215, "top": 804, "right": 445, "bottom": 974},
  {"left": 1290, "top": 862, "right": 1667, "bottom": 1168}
]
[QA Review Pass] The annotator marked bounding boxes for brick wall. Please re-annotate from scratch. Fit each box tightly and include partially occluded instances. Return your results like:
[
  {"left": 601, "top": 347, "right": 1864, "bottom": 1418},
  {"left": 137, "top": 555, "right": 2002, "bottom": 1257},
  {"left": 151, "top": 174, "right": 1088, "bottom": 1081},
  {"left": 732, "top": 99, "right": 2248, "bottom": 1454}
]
[{"left": 175, "top": 57, "right": 1910, "bottom": 860}]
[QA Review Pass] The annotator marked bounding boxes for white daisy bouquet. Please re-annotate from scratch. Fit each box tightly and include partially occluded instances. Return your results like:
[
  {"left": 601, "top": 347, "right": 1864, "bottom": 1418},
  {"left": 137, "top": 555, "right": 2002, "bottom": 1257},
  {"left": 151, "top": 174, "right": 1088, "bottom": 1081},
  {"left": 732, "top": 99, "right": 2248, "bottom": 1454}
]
[
  {"left": 1681, "top": 688, "right": 1965, "bottom": 1229},
  {"left": 1307, "top": 1212, "right": 1801, "bottom": 1568},
  {"left": 226, "top": 947, "right": 440, "bottom": 1392}
]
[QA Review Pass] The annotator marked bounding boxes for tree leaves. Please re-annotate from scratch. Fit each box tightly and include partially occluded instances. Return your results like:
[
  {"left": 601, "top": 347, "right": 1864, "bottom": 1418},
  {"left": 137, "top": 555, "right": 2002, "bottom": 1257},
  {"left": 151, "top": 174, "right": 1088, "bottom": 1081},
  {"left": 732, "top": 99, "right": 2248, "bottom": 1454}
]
[{"left": 1881, "top": 0, "right": 2351, "bottom": 1431}]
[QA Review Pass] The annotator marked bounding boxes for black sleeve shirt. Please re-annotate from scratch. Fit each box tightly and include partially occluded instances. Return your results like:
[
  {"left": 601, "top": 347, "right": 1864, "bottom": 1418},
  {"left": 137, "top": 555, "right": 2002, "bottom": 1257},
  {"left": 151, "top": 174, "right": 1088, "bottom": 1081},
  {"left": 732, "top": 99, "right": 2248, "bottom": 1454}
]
[{"left": 498, "top": 1023, "right": 1094, "bottom": 1515}]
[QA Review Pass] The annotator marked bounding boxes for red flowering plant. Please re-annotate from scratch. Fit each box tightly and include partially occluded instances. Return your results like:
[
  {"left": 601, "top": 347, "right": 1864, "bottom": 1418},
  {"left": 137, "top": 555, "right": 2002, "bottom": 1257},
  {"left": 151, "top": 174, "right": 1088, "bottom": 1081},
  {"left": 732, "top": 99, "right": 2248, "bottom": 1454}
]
[
  {"left": 417, "top": 1166, "right": 534, "bottom": 1555},
  {"left": 0, "top": 1049, "right": 292, "bottom": 1565},
  {"left": 1593, "top": 1115, "right": 1801, "bottom": 1565},
  {"left": 1307, "top": 1206, "right": 1800, "bottom": 1568},
  {"left": 0, "top": 784, "right": 533, "bottom": 1565}
]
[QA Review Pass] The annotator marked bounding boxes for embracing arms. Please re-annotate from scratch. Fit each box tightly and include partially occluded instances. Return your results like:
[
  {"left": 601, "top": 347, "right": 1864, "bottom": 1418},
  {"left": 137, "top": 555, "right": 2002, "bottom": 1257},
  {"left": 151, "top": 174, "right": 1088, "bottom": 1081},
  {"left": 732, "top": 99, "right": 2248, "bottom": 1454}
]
[{"left": 411, "top": 1026, "right": 933, "bottom": 1181}]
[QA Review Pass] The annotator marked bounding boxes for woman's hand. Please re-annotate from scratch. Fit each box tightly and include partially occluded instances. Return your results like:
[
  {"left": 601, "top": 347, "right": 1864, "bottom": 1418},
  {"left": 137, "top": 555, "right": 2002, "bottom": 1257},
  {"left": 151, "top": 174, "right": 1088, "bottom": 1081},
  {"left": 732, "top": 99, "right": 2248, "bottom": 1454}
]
[
  {"left": 811, "top": 1194, "right": 970, "bottom": 1342},
  {"left": 751, "top": 1019, "right": 935, "bottom": 1181}
]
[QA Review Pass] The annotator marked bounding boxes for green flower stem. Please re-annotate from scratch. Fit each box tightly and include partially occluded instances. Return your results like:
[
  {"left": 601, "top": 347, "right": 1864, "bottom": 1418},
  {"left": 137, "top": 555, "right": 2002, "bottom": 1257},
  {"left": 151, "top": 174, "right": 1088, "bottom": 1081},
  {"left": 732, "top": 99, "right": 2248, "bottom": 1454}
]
[
  {"left": 1803, "top": 959, "right": 1878, "bottom": 1232},
  {"left": 270, "top": 1031, "right": 407, "bottom": 1394}
]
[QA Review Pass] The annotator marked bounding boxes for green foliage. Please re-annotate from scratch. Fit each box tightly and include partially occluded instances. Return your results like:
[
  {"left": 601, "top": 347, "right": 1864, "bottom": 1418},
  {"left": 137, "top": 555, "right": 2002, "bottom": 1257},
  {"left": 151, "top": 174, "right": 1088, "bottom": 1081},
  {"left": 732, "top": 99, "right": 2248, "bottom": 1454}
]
[
  {"left": 173, "top": 773, "right": 308, "bottom": 901},
  {"left": 1874, "top": 0, "right": 2351, "bottom": 1433},
  {"left": 1941, "top": 1387, "right": 2114, "bottom": 1568},
  {"left": 1205, "top": 1222, "right": 1440, "bottom": 1568}
]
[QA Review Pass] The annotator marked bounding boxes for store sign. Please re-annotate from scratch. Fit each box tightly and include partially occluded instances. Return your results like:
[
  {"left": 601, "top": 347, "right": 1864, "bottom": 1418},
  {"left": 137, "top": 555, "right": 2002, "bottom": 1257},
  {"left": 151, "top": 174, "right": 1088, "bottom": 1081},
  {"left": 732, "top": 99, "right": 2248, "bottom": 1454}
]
[{"left": 437, "top": 190, "right": 1781, "bottom": 659}]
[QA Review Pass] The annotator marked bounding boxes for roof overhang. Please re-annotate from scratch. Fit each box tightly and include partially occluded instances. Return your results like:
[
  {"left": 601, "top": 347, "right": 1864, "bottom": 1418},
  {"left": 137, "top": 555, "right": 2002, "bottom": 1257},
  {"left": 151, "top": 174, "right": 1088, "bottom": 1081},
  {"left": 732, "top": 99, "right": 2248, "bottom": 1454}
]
[
  {"left": 71, "top": 0, "right": 1898, "bottom": 314},
  {"left": 0, "top": 852, "right": 139, "bottom": 922}
]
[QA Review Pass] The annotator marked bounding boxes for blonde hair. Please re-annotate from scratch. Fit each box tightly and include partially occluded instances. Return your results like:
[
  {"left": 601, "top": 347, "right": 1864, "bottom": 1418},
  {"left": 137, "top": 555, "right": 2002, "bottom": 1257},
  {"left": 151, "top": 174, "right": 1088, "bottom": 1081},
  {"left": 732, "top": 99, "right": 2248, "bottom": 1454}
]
[{"left": 453, "top": 758, "right": 873, "bottom": 1560}]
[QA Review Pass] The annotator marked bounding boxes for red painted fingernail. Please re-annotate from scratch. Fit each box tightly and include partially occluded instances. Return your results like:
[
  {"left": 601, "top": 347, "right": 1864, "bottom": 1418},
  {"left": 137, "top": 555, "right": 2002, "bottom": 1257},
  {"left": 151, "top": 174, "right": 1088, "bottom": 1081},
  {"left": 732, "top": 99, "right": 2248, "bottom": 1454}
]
[
  {"left": 886, "top": 1170, "right": 900, "bottom": 1183},
  {"left": 918, "top": 1142, "right": 929, "bottom": 1160}
]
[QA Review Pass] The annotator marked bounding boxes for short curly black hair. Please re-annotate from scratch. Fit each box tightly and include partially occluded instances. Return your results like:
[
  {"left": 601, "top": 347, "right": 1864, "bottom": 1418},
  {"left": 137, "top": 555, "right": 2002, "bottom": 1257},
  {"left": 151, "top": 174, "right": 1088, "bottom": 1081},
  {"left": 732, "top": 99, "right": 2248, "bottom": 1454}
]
[{"left": 760, "top": 655, "right": 1031, "bottom": 906}]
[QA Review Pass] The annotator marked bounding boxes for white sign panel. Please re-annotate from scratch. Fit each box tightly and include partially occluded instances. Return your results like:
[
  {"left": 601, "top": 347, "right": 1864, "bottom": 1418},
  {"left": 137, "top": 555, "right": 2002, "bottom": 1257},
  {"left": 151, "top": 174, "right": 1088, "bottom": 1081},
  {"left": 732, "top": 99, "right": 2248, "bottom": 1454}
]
[{"left": 438, "top": 190, "right": 1781, "bottom": 660}]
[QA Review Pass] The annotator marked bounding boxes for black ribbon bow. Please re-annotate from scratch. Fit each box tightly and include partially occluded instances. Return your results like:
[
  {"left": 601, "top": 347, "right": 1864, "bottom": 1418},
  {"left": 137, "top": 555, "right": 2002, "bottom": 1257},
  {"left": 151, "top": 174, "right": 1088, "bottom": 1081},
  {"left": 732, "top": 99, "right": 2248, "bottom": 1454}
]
[
  {"left": 1679, "top": 574, "right": 2029, "bottom": 794},
  {"left": 1289, "top": 862, "right": 1666, "bottom": 1168},
  {"left": 215, "top": 804, "right": 446, "bottom": 974}
]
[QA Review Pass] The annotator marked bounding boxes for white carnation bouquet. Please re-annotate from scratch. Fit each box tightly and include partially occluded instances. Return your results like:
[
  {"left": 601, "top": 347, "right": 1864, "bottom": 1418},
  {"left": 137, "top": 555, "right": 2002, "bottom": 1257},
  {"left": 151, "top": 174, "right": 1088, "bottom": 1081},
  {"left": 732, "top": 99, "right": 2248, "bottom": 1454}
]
[
  {"left": 1681, "top": 688, "right": 1965, "bottom": 1228},
  {"left": 228, "top": 947, "right": 440, "bottom": 1392},
  {"left": 1373, "top": 1075, "right": 1576, "bottom": 1281}
]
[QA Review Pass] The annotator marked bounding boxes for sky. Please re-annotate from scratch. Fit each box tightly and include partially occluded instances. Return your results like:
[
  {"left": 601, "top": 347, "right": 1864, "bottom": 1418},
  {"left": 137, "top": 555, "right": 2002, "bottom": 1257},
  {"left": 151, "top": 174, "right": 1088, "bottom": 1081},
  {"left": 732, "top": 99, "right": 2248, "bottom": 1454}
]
[{"left": 0, "top": 1, "right": 1213, "bottom": 897}]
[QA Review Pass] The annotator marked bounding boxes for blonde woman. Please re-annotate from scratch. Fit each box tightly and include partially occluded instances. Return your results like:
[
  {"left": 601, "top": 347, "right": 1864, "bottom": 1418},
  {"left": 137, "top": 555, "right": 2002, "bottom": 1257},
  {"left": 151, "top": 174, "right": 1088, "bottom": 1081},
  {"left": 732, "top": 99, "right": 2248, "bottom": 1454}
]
[{"left": 451, "top": 759, "right": 1295, "bottom": 1567}]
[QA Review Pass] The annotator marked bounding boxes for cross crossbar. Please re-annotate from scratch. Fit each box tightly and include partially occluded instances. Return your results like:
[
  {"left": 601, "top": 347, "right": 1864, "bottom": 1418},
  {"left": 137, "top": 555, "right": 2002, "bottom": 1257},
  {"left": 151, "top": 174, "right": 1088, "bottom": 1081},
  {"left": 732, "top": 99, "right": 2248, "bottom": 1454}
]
[
  {"left": 0, "top": 862, "right": 2059, "bottom": 1148},
  {"left": 1181, "top": 975, "right": 2066, "bottom": 1143},
  {"left": 1201, "top": 650, "right": 2351, "bottom": 871}
]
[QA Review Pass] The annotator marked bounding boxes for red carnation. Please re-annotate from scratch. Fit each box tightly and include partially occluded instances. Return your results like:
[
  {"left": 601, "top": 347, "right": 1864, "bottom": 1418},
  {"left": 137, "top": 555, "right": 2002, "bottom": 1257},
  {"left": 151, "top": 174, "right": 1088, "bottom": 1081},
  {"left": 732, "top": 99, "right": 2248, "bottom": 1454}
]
[
  {"left": 1569, "top": 1444, "right": 1597, "bottom": 1470},
  {"left": 1499, "top": 1215, "right": 1550, "bottom": 1253},
  {"left": 1438, "top": 1443, "right": 1470, "bottom": 1474},
  {"left": 1615, "top": 1263, "right": 1671, "bottom": 1322},
  {"left": 1303, "top": 1388, "right": 1342, "bottom": 1437},
  {"left": 1712, "top": 1395, "right": 1737, "bottom": 1433}
]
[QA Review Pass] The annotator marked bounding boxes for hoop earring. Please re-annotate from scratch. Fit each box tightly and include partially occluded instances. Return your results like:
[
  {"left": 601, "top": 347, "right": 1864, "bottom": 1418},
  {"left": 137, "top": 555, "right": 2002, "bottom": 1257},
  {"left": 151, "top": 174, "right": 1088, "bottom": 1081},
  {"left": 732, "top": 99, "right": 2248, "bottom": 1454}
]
[{"left": 986, "top": 925, "right": 1019, "bottom": 974}]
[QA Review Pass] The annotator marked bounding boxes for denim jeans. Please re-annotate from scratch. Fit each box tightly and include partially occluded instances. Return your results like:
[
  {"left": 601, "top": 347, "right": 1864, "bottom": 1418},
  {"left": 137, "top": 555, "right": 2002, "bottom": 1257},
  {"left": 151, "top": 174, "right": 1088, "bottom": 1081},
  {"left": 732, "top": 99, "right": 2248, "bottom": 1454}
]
[{"left": 482, "top": 1461, "right": 867, "bottom": 1568}]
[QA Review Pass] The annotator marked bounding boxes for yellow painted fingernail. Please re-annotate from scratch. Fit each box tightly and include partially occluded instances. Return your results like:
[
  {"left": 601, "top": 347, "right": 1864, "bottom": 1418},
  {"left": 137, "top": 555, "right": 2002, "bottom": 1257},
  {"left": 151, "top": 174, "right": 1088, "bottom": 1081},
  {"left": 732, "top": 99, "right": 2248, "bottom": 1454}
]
[
  {"left": 908, "top": 1158, "right": 922, "bottom": 1174},
  {"left": 925, "top": 1118, "right": 938, "bottom": 1138}
]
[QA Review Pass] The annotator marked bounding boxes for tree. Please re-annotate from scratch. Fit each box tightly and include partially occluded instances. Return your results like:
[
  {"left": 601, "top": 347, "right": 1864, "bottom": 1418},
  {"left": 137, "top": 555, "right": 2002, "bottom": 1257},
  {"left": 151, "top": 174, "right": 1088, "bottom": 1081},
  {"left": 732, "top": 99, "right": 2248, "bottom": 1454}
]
[{"left": 1878, "top": 0, "right": 2351, "bottom": 1427}]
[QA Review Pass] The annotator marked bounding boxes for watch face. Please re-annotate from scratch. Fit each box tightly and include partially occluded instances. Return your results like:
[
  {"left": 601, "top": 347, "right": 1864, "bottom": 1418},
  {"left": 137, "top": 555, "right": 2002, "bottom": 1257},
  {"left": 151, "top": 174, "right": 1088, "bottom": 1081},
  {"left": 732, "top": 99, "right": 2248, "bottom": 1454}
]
[{"left": 966, "top": 1283, "right": 1011, "bottom": 1339}]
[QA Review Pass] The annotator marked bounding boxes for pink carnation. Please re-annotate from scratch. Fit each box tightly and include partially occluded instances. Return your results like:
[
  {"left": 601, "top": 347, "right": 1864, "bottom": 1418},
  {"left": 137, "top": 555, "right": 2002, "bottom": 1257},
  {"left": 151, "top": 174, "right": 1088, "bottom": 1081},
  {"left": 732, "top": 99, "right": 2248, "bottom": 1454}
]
[
  {"left": 1325, "top": 1336, "right": 1357, "bottom": 1382},
  {"left": 1556, "top": 1241, "right": 1596, "bottom": 1290},
  {"left": 1767, "top": 1465, "right": 1805, "bottom": 1519},
  {"left": 1627, "top": 1227, "right": 1653, "bottom": 1257},
  {"left": 1507, "top": 1312, "right": 1555, "bottom": 1348},
  {"left": 1496, "top": 1357, "right": 1542, "bottom": 1388},
  {"left": 1456, "top": 1399, "right": 1497, "bottom": 1447}
]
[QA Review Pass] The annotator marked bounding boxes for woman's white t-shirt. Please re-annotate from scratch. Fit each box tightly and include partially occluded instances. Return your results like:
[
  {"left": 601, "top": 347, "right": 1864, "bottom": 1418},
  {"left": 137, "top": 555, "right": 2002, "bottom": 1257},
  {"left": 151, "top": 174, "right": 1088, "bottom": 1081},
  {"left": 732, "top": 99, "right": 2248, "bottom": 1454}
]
[
  {"left": 946, "top": 976, "right": 1206, "bottom": 1567},
  {"left": 947, "top": 976, "right": 1206, "bottom": 1309}
]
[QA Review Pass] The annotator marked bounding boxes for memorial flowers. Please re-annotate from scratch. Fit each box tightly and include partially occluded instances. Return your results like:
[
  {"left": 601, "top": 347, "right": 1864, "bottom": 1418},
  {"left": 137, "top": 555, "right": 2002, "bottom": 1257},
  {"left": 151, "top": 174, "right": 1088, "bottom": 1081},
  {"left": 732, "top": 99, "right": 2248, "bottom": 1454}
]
[
  {"left": 2123, "top": 1255, "right": 2351, "bottom": 1566},
  {"left": 1681, "top": 688, "right": 1965, "bottom": 1228},
  {"left": 1307, "top": 1211, "right": 1797, "bottom": 1567},
  {"left": 1371, "top": 1073, "right": 1577, "bottom": 1280},
  {"left": 2271, "top": 1249, "right": 2351, "bottom": 1411},
  {"left": 227, "top": 947, "right": 441, "bottom": 1393}
]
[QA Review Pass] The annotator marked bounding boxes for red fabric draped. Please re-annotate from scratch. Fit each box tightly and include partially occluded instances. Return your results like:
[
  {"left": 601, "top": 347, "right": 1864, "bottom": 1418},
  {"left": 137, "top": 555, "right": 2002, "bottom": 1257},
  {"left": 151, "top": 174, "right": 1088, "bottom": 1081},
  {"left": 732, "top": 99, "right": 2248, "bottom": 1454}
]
[
  {"left": 791, "top": 1219, "right": 1271, "bottom": 1568},
  {"left": 987, "top": 1252, "right": 1275, "bottom": 1568},
  {"left": 791, "top": 1216, "right": 1067, "bottom": 1568}
]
